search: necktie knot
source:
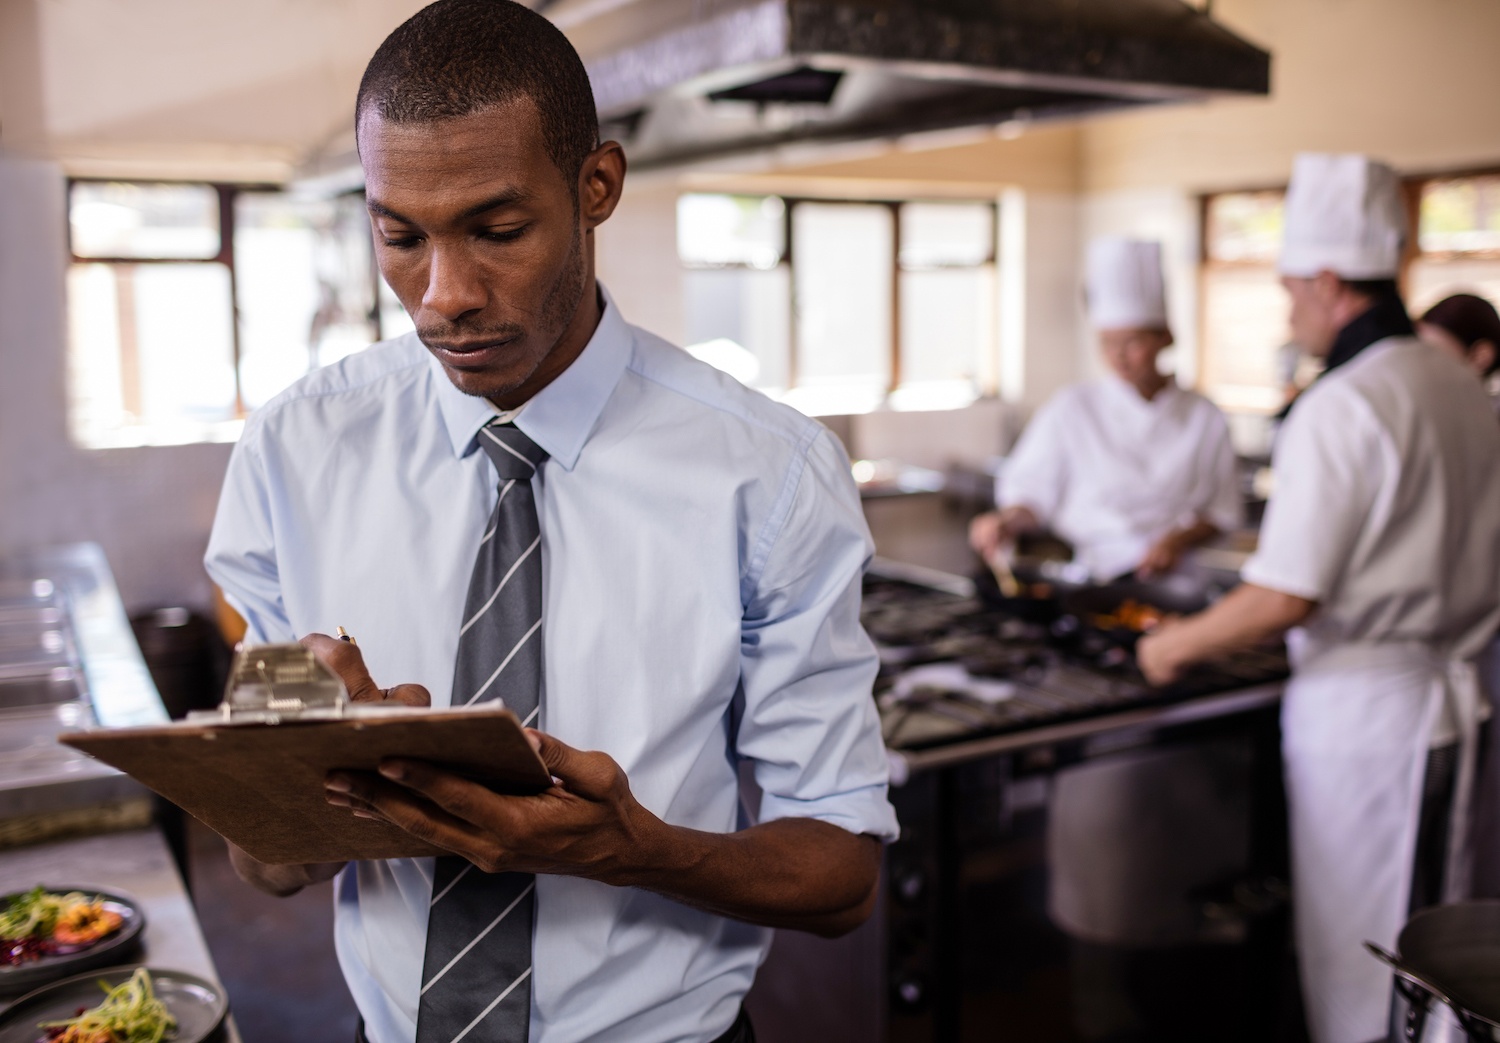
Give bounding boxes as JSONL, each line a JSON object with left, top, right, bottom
{"left": 479, "top": 421, "right": 547, "bottom": 481}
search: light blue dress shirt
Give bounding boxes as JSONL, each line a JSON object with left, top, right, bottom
{"left": 204, "top": 294, "right": 900, "bottom": 1043}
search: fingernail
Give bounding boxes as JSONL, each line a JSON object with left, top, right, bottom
{"left": 352, "top": 809, "right": 378, "bottom": 820}
{"left": 326, "top": 775, "right": 351, "bottom": 793}
{"left": 378, "top": 761, "right": 405, "bottom": 781}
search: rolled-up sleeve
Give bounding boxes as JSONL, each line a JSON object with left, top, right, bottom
{"left": 204, "top": 418, "right": 296, "bottom": 645}
{"left": 735, "top": 428, "right": 900, "bottom": 842}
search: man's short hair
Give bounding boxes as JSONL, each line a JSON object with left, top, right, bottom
{"left": 357, "top": 0, "right": 599, "bottom": 183}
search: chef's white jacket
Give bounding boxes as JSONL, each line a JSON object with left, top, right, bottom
{"left": 1240, "top": 336, "right": 1500, "bottom": 1043}
{"left": 1243, "top": 338, "right": 1500, "bottom": 662}
{"left": 999, "top": 375, "right": 1243, "bottom": 580}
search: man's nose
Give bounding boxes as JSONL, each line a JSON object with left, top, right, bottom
{"left": 422, "top": 244, "right": 488, "bottom": 321}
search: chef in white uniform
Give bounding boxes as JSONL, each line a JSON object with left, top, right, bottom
{"left": 1139, "top": 154, "right": 1500, "bottom": 1043}
{"left": 970, "top": 237, "right": 1243, "bottom": 580}
{"left": 973, "top": 238, "right": 1250, "bottom": 1040}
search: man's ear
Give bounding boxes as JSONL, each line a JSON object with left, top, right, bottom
{"left": 1473, "top": 340, "right": 1497, "bottom": 376}
{"left": 578, "top": 141, "right": 627, "bottom": 231}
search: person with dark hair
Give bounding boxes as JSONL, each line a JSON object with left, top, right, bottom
{"left": 1139, "top": 154, "right": 1500, "bottom": 1043}
{"left": 204, "top": 3, "right": 897, "bottom": 1042}
{"left": 1419, "top": 292, "right": 1500, "bottom": 383}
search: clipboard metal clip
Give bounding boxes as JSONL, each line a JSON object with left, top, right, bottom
{"left": 192, "top": 643, "right": 352, "bottom": 725}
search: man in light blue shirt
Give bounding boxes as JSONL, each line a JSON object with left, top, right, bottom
{"left": 204, "top": 3, "right": 898, "bottom": 1042}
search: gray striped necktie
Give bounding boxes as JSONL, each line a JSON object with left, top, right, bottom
{"left": 418, "top": 420, "right": 547, "bottom": 1043}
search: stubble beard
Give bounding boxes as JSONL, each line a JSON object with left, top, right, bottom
{"left": 418, "top": 227, "right": 588, "bottom": 402}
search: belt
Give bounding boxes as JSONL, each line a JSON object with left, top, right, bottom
{"left": 355, "top": 1007, "right": 754, "bottom": 1043}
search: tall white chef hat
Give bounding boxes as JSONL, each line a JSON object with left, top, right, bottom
{"left": 1085, "top": 237, "right": 1169, "bottom": 331}
{"left": 1278, "top": 153, "right": 1406, "bottom": 279}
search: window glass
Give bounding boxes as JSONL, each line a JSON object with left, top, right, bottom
{"left": 677, "top": 194, "right": 785, "bottom": 269}
{"left": 899, "top": 268, "right": 993, "bottom": 388}
{"left": 792, "top": 202, "right": 892, "bottom": 394}
{"left": 1198, "top": 265, "right": 1290, "bottom": 413}
{"left": 1205, "top": 191, "right": 1284, "bottom": 263}
{"left": 70, "top": 182, "right": 221, "bottom": 260}
{"left": 1419, "top": 175, "right": 1500, "bottom": 254}
{"left": 67, "top": 262, "right": 237, "bottom": 446}
{"left": 234, "top": 192, "right": 377, "bottom": 410}
{"left": 900, "top": 202, "right": 993, "bottom": 268}
{"left": 682, "top": 267, "right": 791, "bottom": 390}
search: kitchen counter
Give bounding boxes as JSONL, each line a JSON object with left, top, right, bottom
{"left": 0, "top": 544, "right": 237, "bottom": 1039}
{"left": 0, "top": 828, "right": 240, "bottom": 1041}
{"left": 0, "top": 543, "right": 164, "bottom": 844}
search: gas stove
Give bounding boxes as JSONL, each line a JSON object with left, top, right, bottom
{"left": 863, "top": 567, "right": 1289, "bottom": 754}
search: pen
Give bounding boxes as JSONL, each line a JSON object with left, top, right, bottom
{"left": 336, "top": 626, "right": 356, "bottom": 646}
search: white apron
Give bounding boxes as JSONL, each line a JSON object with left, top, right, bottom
{"left": 1282, "top": 637, "right": 1485, "bottom": 1043}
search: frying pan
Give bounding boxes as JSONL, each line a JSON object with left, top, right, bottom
{"left": 1367, "top": 901, "right": 1500, "bottom": 1041}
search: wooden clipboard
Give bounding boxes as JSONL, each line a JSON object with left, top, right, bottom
{"left": 61, "top": 707, "right": 551, "bottom": 865}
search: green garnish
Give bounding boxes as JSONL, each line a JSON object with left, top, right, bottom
{"left": 0, "top": 887, "right": 95, "bottom": 940}
{"left": 38, "top": 967, "right": 177, "bottom": 1043}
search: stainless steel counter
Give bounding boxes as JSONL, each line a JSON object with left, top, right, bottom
{"left": 0, "top": 543, "right": 164, "bottom": 834}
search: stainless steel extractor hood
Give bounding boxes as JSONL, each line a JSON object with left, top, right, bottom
{"left": 553, "top": 0, "right": 1270, "bottom": 170}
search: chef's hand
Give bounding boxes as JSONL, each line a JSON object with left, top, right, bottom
{"left": 1136, "top": 621, "right": 1191, "bottom": 686}
{"left": 300, "top": 632, "right": 432, "bottom": 707}
{"left": 968, "top": 506, "right": 1038, "bottom": 560}
{"left": 1136, "top": 534, "right": 1184, "bottom": 580}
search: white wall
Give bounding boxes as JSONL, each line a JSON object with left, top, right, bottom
{"left": 595, "top": 173, "right": 685, "bottom": 346}
{"left": 0, "top": 154, "right": 232, "bottom": 612}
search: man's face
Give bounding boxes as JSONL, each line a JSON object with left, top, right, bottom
{"left": 360, "top": 100, "right": 596, "bottom": 405}
{"left": 1280, "top": 273, "right": 1342, "bottom": 358}
{"left": 1098, "top": 328, "right": 1171, "bottom": 392}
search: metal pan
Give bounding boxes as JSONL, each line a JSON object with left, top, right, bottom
{"left": 1368, "top": 900, "right": 1500, "bottom": 1041}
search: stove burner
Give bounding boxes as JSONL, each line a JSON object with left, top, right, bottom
{"left": 863, "top": 574, "right": 1288, "bottom": 752}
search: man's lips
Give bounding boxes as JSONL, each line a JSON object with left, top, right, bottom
{"left": 425, "top": 336, "right": 520, "bottom": 367}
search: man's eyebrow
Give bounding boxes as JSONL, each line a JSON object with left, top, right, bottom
{"left": 366, "top": 190, "right": 530, "bottom": 224}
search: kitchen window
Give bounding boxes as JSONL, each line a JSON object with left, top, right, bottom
{"left": 677, "top": 193, "right": 998, "bottom": 415}
{"left": 66, "top": 180, "right": 411, "bottom": 449}
{"left": 1197, "top": 189, "right": 1294, "bottom": 415}
{"left": 1407, "top": 172, "right": 1500, "bottom": 315}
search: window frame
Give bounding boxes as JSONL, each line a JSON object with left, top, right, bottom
{"left": 66, "top": 178, "right": 391, "bottom": 436}
{"left": 678, "top": 192, "right": 999, "bottom": 401}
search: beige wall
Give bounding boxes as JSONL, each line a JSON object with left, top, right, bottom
{"left": 1081, "top": 0, "right": 1500, "bottom": 193}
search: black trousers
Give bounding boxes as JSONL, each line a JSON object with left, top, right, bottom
{"left": 356, "top": 1006, "right": 754, "bottom": 1043}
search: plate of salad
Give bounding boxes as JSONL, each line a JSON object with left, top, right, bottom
{"left": 0, "top": 888, "right": 145, "bottom": 996}
{"left": 0, "top": 965, "right": 226, "bottom": 1043}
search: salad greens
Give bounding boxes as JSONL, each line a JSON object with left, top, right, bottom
{"left": 39, "top": 967, "right": 177, "bottom": 1043}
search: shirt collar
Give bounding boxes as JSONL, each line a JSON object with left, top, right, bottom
{"left": 429, "top": 288, "right": 633, "bottom": 471}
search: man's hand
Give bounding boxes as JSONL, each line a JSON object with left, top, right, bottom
{"left": 968, "top": 505, "right": 1039, "bottom": 561}
{"left": 1135, "top": 583, "right": 1316, "bottom": 686}
{"left": 326, "top": 731, "right": 882, "bottom": 937}
{"left": 1136, "top": 535, "right": 1185, "bottom": 581}
{"left": 326, "top": 730, "right": 656, "bottom": 879}
{"left": 222, "top": 633, "right": 433, "bottom": 897}
{"left": 227, "top": 842, "right": 346, "bottom": 897}
{"left": 1136, "top": 619, "right": 1192, "bottom": 686}
{"left": 1136, "top": 519, "right": 1221, "bottom": 580}
{"left": 300, "top": 633, "right": 432, "bottom": 707}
